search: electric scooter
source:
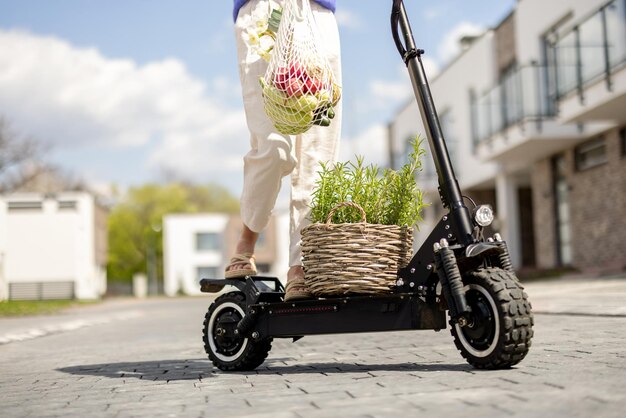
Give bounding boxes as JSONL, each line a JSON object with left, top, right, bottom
{"left": 199, "top": 0, "right": 534, "bottom": 371}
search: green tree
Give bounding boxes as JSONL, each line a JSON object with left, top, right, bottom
{"left": 107, "top": 182, "right": 239, "bottom": 284}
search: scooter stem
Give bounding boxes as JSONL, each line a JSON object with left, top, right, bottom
{"left": 391, "top": 0, "right": 474, "bottom": 246}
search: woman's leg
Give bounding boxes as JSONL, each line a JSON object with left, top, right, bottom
{"left": 230, "top": 0, "right": 295, "bottom": 275}
{"left": 288, "top": 3, "right": 342, "bottom": 278}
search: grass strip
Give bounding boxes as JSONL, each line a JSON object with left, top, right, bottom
{"left": 0, "top": 300, "right": 97, "bottom": 317}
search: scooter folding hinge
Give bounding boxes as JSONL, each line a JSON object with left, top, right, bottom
{"left": 438, "top": 186, "right": 449, "bottom": 209}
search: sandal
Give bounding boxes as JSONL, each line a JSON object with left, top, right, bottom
{"left": 284, "top": 274, "right": 314, "bottom": 302}
{"left": 224, "top": 253, "right": 257, "bottom": 279}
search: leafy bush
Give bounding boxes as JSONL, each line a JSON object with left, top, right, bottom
{"left": 310, "top": 137, "right": 427, "bottom": 226}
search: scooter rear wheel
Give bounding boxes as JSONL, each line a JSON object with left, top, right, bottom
{"left": 450, "top": 267, "right": 533, "bottom": 369}
{"left": 202, "top": 291, "right": 272, "bottom": 371}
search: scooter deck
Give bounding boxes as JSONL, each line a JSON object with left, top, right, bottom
{"left": 200, "top": 276, "right": 447, "bottom": 339}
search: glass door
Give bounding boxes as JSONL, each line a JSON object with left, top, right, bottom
{"left": 552, "top": 155, "right": 572, "bottom": 266}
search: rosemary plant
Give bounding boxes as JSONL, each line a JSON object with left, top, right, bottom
{"left": 310, "top": 137, "right": 427, "bottom": 227}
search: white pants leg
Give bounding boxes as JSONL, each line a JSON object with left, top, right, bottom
{"left": 234, "top": 0, "right": 342, "bottom": 268}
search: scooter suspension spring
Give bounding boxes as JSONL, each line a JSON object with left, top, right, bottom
{"left": 236, "top": 308, "right": 258, "bottom": 337}
{"left": 495, "top": 241, "right": 514, "bottom": 273}
{"left": 437, "top": 247, "right": 470, "bottom": 320}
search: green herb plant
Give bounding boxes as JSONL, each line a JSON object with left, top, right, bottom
{"left": 310, "top": 137, "right": 427, "bottom": 227}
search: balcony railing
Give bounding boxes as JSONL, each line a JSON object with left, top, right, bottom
{"left": 472, "top": 64, "right": 555, "bottom": 145}
{"left": 547, "top": 0, "right": 626, "bottom": 101}
{"left": 473, "top": 0, "right": 626, "bottom": 145}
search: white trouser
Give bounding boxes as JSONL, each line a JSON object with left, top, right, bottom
{"left": 234, "top": 0, "right": 342, "bottom": 267}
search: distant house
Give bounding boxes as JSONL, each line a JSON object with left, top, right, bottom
{"left": 389, "top": 0, "right": 626, "bottom": 274}
{"left": 162, "top": 211, "right": 288, "bottom": 296}
{"left": 0, "top": 192, "right": 108, "bottom": 300}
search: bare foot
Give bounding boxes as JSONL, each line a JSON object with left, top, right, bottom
{"left": 284, "top": 265, "right": 312, "bottom": 301}
{"left": 226, "top": 224, "right": 259, "bottom": 274}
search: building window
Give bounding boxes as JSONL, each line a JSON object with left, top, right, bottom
{"left": 58, "top": 200, "right": 77, "bottom": 210}
{"left": 605, "top": 0, "right": 626, "bottom": 69}
{"left": 575, "top": 137, "right": 607, "bottom": 171}
{"left": 469, "top": 89, "right": 478, "bottom": 149}
{"left": 579, "top": 12, "right": 605, "bottom": 83}
{"left": 406, "top": 134, "right": 435, "bottom": 180}
{"left": 499, "top": 62, "right": 523, "bottom": 127}
{"left": 439, "top": 110, "right": 457, "bottom": 169}
{"left": 195, "top": 232, "right": 221, "bottom": 251}
{"left": 197, "top": 266, "right": 219, "bottom": 280}
{"left": 398, "top": 135, "right": 412, "bottom": 167}
{"left": 552, "top": 155, "right": 573, "bottom": 266}
{"left": 7, "top": 201, "right": 43, "bottom": 211}
{"left": 546, "top": 0, "right": 626, "bottom": 100}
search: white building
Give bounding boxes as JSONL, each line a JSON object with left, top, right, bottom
{"left": 390, "top": 0, "right": 626, "bottom": 273}
{"left": 0, "top": 192, "right": 108, "bottom": 300}
{"left": 163, "top": 212, "right": 288, "bottom": 296}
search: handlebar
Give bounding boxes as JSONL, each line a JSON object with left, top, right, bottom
{"left": 391, "top": 0, "right": 423, "bottom": 64}
{"left": 391, "top": 0, "right": 405, "bottom": 59}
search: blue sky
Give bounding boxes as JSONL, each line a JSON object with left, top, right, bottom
{"left": 0, "top": 0, "right": 514, "bottom": 197}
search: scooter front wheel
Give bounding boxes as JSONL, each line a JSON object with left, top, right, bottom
{"left": 202, "top": 291, "right": 272, "bottom": 371}
{"left": 450, "top": 267, "right": 533, "bottom": 369}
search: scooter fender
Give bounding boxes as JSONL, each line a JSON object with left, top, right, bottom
{"left": 465, "top": 242, "right": 503, "bottom": 259}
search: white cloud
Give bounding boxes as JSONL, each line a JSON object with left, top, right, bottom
{"left": 339, "top": 123, "right": 389, "bottom": 168}
{"left": 334, "top": 9, "right": 363, "bottom": 30}
{"left": 367, "top": 58, "right": 439, "bottom": 111}
{"left": 370, "top": 79, "right": 411, "bottom": 103}
{"left": 423, "top": 5, "right": 448, "bottom": 21}
{"left": 421, "top": 56, "right": 440, "bottom": 79}
{"left": 210, "top": 76, "right": 242, "bottom": 101}
{"left": 437, "top": 22, "right": 485, "bottom": 64}
{"left": 147, "top": 110, "right": 247, "bottom": 174}
{"left": 0, "top": 29, "right": 248, "bottom": 186}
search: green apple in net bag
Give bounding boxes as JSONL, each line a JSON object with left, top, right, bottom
{"left": 285, "top": 94, "right": 319, "bottom": 113}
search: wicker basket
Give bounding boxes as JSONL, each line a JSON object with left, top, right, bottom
{"left": 301, "top": 202, "right": 413, "bottom": 296}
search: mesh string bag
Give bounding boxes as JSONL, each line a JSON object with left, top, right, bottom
{"left": 260, "top": 0, "right": 341, "bottom": 135}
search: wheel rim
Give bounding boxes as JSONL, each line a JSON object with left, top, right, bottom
{"left": 454, "top": 283, "right": 499, "bottom": 358}
{"left": 207, "top": 301, "right": 249, "bottom": 362}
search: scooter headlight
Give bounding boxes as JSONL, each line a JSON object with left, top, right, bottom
{"left": 473, "top": 205, "right": 494, "bottom": 227}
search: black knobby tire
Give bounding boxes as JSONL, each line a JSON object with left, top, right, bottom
{"left": 202, "top": 291, "right": 272, "bottom": 371}
{"left": 450, "top": 267, "right": 533, "bottom": 369}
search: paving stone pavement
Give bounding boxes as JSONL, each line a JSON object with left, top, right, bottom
{"left": 0, "top": 274, "right": 625, "bottom": 417}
